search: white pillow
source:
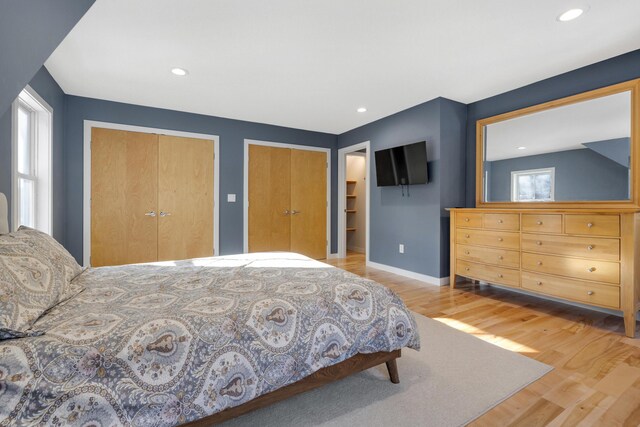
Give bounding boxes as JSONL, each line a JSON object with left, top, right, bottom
{"left": 0, "top": 227, "right": 84, "bottom": 339}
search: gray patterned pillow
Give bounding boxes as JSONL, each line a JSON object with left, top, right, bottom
{"left": 0, "top": 228, "right": 84, "bottom": 339}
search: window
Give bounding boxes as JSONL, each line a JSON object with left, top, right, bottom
{"left": 12, "top": 86, "right": 52, "bottom": 233}
{"left": 511, "top": 167, "right": 555, "bottom": 202}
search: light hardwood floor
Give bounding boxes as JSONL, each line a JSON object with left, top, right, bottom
{"left": 326, "top": 252, "right": 640, "bottom": 427}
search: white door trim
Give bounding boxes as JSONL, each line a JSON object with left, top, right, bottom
{"left": 243, "top": 139, "right": 331, "bottom": 259}
{"left": 82, "top": 120, "right": 220, "bottom": 267}
{"left": 337, "top": 141, "right": 370, "bottom": 261}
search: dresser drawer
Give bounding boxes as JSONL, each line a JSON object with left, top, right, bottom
{"left": 457, "top": 244, "right": 519, "bottom": 268}
{"left": 522, "top": 271, "right": 620, "bottom": 309}
{"left": 522, "top": 214, "right": 562, "bottom": 233}
{"left": 456, "top": 229, "right": 520, "bottom": 250}
{"left": 565, "top": 214, "right": 620, "bottom": 237}
{"left": 456, "top": 259, "right": 520, "bottom": 287}
{"left": 483, "top": 213, "right": 520, "bottom": 231}
{"left": 521, "top": 253, "right": 619, "bottom": 284}
{"left": 456, "top": 212, "right": 483, "bottom": 228}
{"left": 522, "top": 233, "right": 620, "bottom": 261}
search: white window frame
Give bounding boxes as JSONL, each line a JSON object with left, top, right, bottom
{"left": 11, "top": 85, "right": 53, "bottom": 233}
{"left": 511, "top": 167, "right": 555, "bottom": 202}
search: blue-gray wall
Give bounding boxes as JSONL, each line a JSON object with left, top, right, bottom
{"left": 338, "top": 97, "right": 466, "bottom": 279}
{"left": 438, "top": 100, "right": 468, "bottom": 275}
{"left": 466, "top": 49, "right": 640, "bottom": 206}
{"left": 583, "top": 138, "right": 630, "bottom": 168}
{"left": 487, "top": 148, "right": 629, "bottom": 202}
{"left": 0, "top": 67, "right": 67, "bottom": 243}
{"left": 64, "top": 96, "right": 338, "bottom": 263}
{"left": 0, "top": 1, "right": 95, "bottom": 116}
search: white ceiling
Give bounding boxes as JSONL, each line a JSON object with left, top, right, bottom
{"left": 485, "top": 91, "right": 631, "bottom": 161}
{"left": 45, "top": 0, "right": 640, "bottom": 134}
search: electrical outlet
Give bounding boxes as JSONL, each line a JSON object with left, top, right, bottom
{"left": 399, "top": 244, "right": 404, "bottom": 254}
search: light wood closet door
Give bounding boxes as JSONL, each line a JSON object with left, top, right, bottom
{"left": 158, "top": 135, "right": 214, "bottom": 261}
{"left": 91, "top": 128, "right": 158, "bottom": 267}
{"left": 248, "top": 145, "right": 291, "bottom": 252}
{"left": 290, "top": 149, "right": 327, "bottom": 259}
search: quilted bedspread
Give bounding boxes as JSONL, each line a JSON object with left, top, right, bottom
{"left": 0, "top": 252, "right": 420, "bottom": 426}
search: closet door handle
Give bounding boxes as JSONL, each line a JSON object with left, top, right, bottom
{"left": 145, "top": 211, "right": 156, "bottom": 217}
{"left": 283, "top": 209, "right": 290, "bottom": 215}
{"left": 159, "top": 211, "right": 172, "bottom": 217}
{"left": 291, "top": 210, "right": 301, "bottom": 215}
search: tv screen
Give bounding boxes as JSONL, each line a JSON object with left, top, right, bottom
{"left": 375, "top": 141, "right": 428, "bottom": 187}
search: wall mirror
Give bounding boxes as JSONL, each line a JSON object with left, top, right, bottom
{"left": 476, "top": 79, "right": 640, "bottom": 208}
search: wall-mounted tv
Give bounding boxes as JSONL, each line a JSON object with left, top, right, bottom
{"left": 374, "top": 141, "right": 428, "bottom": 187}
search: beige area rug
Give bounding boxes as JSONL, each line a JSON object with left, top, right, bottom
{"left": 221, "top": 313, "right": 552, "bottom": 427}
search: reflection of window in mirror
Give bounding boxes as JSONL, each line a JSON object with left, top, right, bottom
{"left": 484, "top": 170, "right": 489, "bottom": 201}
{"left": 511, "top": 168, "right": 555, "bottom": 202}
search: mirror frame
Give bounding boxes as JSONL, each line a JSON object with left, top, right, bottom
{"left": 476, "top": 78, "right": 640, "bottom": 209}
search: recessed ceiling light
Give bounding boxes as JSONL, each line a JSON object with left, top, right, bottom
{"left": 517, "top": 146, "right": 527, "bottom": 150}
{"left": 558, "top": 8, "right": 584, "bottom": 22}
{"left": 357, "top": 107, "right": 367, "bottom": 113}
{"left": 171, "top": 67, "right": 188, "bottom": 76}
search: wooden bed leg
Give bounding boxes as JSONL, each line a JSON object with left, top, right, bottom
{"left": 623, "top": 308, "right": 637, "bottom": 338}
{"left": 386, "top": 358, "right": 400, "bottom": 384}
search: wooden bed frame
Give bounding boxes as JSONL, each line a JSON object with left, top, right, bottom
{"left": 183, "top": 349, "right": 401, "bottom": 426}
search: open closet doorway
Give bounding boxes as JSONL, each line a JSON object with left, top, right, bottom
{"left": 337, "top": 141, "right": 370, "bottom": 260}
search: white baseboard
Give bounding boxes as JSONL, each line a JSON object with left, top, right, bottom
{"left": 366, "top": 260, "right": 449, "bottom": 286}
{"left": 327, "top": 253, "right": 339, "bottom": 259}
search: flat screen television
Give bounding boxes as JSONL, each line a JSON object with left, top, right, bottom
{"left": 374, "top": 141, "right": 428, "bottom": 186}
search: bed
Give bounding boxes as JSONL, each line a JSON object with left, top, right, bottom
{"left": 0, "top": 196, "right": 420, "bottom": 426}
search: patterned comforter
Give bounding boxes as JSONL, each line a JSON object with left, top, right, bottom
{"left": 1, "top": 252, "right": 420, "bottom": 426}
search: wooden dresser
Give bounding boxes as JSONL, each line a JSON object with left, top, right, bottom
{"left": 449, "top": 208, "right": 640, "bottom": 337}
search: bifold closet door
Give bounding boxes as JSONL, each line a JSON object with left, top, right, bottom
{"left": 248, "top": 145, "right": 291, "bottom": 252}
{"left": 290, "top": 149, "right": 327, "bottom": 259}
{"left": 247, "top": 145, "right": 327, "bottom": 259}
{"left": 91, "top": 128, "right": 159, "bottom": 267}
{"left": 158, "top": 135, "right": 214, "bottom": 261}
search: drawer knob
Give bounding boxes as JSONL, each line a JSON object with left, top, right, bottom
{"left": 536, "top": 281, "right": 543, "bottom": 286}
{"left": 465, "top": 234, "right": 470, "bottom": 238}
{"left": 536, "top": 241, "right": 542, "bottom": 246}
{"left": 465, "top": 218, "right": 470, "bottom": 222}
{"left": 587, "top": 267, "right": 596, "bottom": 272}
{"left": 465, "top": 250, "right": 470, "bottom": 255}
{"left": 498, "top": 255, "right": 503, "bottom": 260}
{"left": 498, "top": 219, "right": 503, "bottom": 224}
{"left": 587, "top": 291, "right": 594, "bottom": 296}
{"left": 536, "top": 221, "right": 543, "bottom": 225}
{"left": 497, "top": 237, "right": 503, "bottom": 242}
{"left": 537, "top": 261, "right": 543, "bottom": 266}
{"left": 587, "top": 222, "right": 594, "bottom": 228}
{"left": 587, "top": 245, "right": 594, "bottom": 251}
{"left": 465, "top": 267, "right": 470, "bottom": 271}
{"left": 498, "top": 273, "right": 503, "bottom": 278}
